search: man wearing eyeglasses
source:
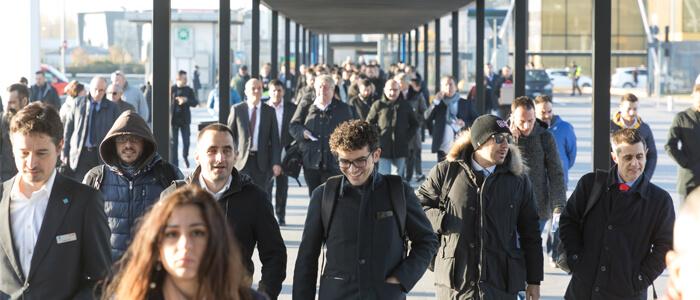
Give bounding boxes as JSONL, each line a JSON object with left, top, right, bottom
{"left": 294, "top": 120, "right": 437, "bottom": 299}
{"left": 63, "top": 76, "right": 121, "bottom": 180}
{"left": 106, "top": 83, "right": 136, "bottom": 114}
{"left": 83, "top": 110, "right": 183, "bottom": 261}
{"left": 418, "top": 114, "right": 543, "bottom": 299}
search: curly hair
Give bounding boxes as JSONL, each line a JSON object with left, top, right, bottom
{"left": 329, "top": 120, "right": 380, "bottom": 154}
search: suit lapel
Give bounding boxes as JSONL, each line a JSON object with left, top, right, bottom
{"left": 0, "top": 178, "right": 24, "bottom": 281}
{"left": 239, "top": 103, "right": 251, "bottom": 140}
{"left": 27, "top": 174, "right": 70, "bottom": 280}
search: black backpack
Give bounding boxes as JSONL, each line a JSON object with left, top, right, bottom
{"left": 90, "top": 161, "right": 180, "bottom": 191}
{"left": 281, "top": 141, "right": 303, "bottom": 186}
{"left": 321, "top": 174, "right": 407, "bottom": 256}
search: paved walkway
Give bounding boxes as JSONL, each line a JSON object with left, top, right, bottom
{"left": 180, "top": 92, "right": 685, "bottom": 299}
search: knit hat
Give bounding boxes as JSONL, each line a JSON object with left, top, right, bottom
{"left": 470, "top": 115, "right": 511, "bottom": 149}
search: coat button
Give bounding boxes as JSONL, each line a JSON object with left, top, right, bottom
{"left": 469, "top": 243, "right": 475, "bottom": 248}
{"left": 638, "top": 275, "right": 643, "bottom": 281}
{"left": 607, "top": 225, "right": 613, "bottom": 230}
{"left": 359, "top": 259, "right": 366, "bottom": 265}
{"left": 600, "top": 266, "right": 606, "bottom": 272}
{"left": 594, "top": 286, "right": 600, "bottom": 292}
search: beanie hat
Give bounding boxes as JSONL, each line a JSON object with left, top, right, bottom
{"left": 470, "top": 115, "right": 511, "bottom": 149}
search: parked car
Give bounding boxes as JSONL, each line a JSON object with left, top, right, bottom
{"left": 611, "top": 67, "right": 647, "bottom": 88}
{"left": 525, "top": 69, "right": 553, "bottom": 98}
{"left": 40, "top": 64, "right": 70, "bottom": 96}
{"left": 546, "top": 68, "right": 592, "bottom": 91}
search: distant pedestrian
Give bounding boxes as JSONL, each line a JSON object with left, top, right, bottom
{"left": 665, "top": 85, "right": 700, "bottom": 199}
{"left": 29, "top": 70, "right": 61, "bottom": 109}
{"left": 170, "top": 70, "right": 198, "bottom": 168}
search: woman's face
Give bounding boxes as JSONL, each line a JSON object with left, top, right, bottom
{"left": 159, "top": 204, "right": 209, "bottom": 281}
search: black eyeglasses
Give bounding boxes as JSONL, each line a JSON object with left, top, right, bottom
{"left": 338, "top": 153, "right": 372, "bottom": 169}
{"left": 492, "top": 133, "right": 513, "bottom": 145}
{"left": 115, "top": 135, "right": 142, "bottom": 144}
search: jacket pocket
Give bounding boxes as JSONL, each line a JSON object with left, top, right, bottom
{"left": 506, "top": 251, "right": 527, "bottom": 293}
{"left": 434, "top": 234, "right": 458, "bottom": 288}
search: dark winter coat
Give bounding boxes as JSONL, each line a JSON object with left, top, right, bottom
{"left": 83, "top": 111, "right": 183, "bottom": 261}
{"left": 0, "top": 113, "right": 17, "bottom": 181}
{"left": 170, "top": 84, "right": 198, "bottom": 126}
{"left": 347, "top": 95, "right": 374, "bottom": 120}
{"left": 289, "top": 99, "right": 357, "bottom": 171}
{"left": 29, "top": 83, "right": 61, "bottom": 109}
{"left": 366, "top": 95, "right": 419, "bottom": 159}
{"left": 417, "top": 133, "right": 543, "bottom": 299}
{"left": 610, "top": 114, "right": 657, "bottom": 180}
{"left": 161, "top": 166, "right": 287, "bottom": 299}
{"left": 424, "top": 97, "right": 479, "bottom": 153}
{"left": 665, "top": 108, "right": 700, "bottom": 198}
{"left": 515, "top": 119, "right": 567, "bottom": 219}
{"left": 293, "top": 172, "right": 438, "bottom": 299}
{"left": 559, "top": 168, "right": 674, "bottom": 300}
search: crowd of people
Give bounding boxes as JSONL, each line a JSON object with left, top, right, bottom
{"left": 0, "top": 59, "right": 699, "bottom": 300}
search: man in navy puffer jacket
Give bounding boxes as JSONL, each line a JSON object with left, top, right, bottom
{"left": 83, "top": 111, "right": 183, "bottom": 261}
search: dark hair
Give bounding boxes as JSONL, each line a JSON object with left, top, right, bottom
{"left": 10, "top": 102, "right": 63, "bottom": 146}
{"left": 329, "top": 120, "right": 380, "bottom": 154}
{"left": 239, "top": 65, "right": 248, "bottom": 71}
{"left": 178, "top": 70, "right": 187, "bottom": 76}
{"left": 198, "top": 123, "right": 235, "bottom": 142}
{"left": 534, "top": 95, "right": 552, "bottom": 105}
{"left": 67, "top": 81, "right": 85, "bottom": 98}
{"left": 8, "top": 83, "right": 29, "bottom": 100}
{"left": 19, "top": 77, "right": 28, "bottom": 85}
{"left": 358, "top": 78, "right": 372, "bottom": 87}
{"left": 511, "top": 96, "right": 535, "bottom": 111}
{"left": 611, "top": 128, "right": 646, "bottom": 151}
{"left": 410, "top": 78, "right": 421, "bottom": 85}
{"left": 35, "top": 70, "right": 45, "bottom": 76}
{"left": 269, "top": 79, "right": 284, "bottom": 89}
{"left": 104, "top": 185, "right": 250, "bottom": 300}
{"left": 620, "top": 93, "right": 638, "bottom": 103}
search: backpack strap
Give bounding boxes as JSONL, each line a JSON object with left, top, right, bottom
{"left": 385, "top": 175, "right": 407, "bottom": 239}
{"left": 91, "top": 165, "right": 106, "bottom": 190}
{"left": 582, "top": 169, "right": 609, "bottom": 219}
{"left": 173, "top": 179, "right": 188, "bottom": 189}
{"left": 154, "top": 161, "right": 179, "bottom": 189}
{"left": 321, "top": 175, "right": 344, "bottom": 241}
{"left": 438, "top": 162, "right": 461, "bottom": 212}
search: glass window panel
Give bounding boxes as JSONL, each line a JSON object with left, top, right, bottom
{"left": 684, "top": 0, "right": 700, "bottom": 33}
{"left": 567, "top": 1, "right": 592, "bottom": 35}
{"left": 542, "top": 0, "right": 567, "bottom": 35}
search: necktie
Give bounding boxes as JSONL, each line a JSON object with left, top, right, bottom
{"left": 249, "top": 105, "right": 257, "bottom": 141}
{"left": 88, "top": 103, "right": 98, "bottom": 146}
{"left": 618, "top": 183, "right": 630, "bottom": 192}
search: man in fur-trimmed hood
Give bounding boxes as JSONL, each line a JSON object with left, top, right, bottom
{"left": 417, "top": 114, "right": 543, "bottom": 300}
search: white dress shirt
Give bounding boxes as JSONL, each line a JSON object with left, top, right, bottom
{"left": 268, "top": 100, "right": 284, "bottom": 140}
{"left": 198, "top": 174, "right": 232, "bottom": 200}
{"left": 248, "top": 102, "right": 262, "bottom": 151}
{"left": 10, "top": 170, "right": 57, "bottom": 277}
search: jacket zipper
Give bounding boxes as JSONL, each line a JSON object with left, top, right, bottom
{"left": 477, "top": 176, "right": 488, "bottom": 293}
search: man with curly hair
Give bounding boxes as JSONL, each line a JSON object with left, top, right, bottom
{"left": 293, "top": 119, "right": 437, "bottom": 299}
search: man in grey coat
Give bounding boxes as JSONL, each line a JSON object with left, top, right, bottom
{"left": 665, "top": 86, "right": 700, "bottom": 199}
{"left": 111, "top": 71, "right": 149, "bottom": 122}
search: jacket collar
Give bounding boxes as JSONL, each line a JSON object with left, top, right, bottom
{"left": 187, "top": 166, "right": 248, "bottom": 198}
{"left": 608, "top": 165, "right": 652, "bottom": 198}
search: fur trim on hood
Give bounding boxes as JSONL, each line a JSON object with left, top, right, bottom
{"left": 446, "top": 129, "right": 527, "bottom": 176}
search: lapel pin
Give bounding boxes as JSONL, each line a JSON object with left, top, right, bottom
{"left": 62, "top": 198, "right": 69, "bottom": 205}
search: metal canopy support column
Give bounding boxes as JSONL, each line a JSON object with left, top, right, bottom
{"left": 326, "top": 34, "right": 332, "bottom": 64}
{"left": 401, "top": 33, "right": 406, "bottom": 62}
{"left": 302, "top": 28, "right": 307, "bottom": 65}
{"left": 271, "top": 10, "right": 278, "bottom": 79}
{"left": 476, "top": 0, "right": 485, "bottom": 114}
{"left": 407, "top": 31, "right": 412, "bottom": 65}
{"left": 593, "top": 0, "right": 611, "bottom": 171}
{"left": 153, "top": 0, "right": 171, "bottom": 161}
{"left": 435, "top": 18, "right": 441, "bottom": 94}
{"left": 295, "top": 22, "right": 300, "bottom": 77}
{"left": 396, "top": 34, "right": 401, "bottom": 63}
{"left": 251, "top": 0, "right": 260, "bottom": 77}
{"left": 218, "top": 0, "right": 231, "bottom": 124}
{"left": 414, "top": 28, "right": 419, "bottom": 67}
{"left": 285, "top": 17, "right": 291, "bottom": 94}
{"left": 423, "top": 24, "right": 428, "bottom": 88}
{"left": 514, "top": 0, "right": 527, "bottom": 97}
{"left": 452, "top": 11, "right": 459, "bottom": 81}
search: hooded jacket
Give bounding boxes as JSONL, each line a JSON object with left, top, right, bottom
{"left": 160, "top": 166, "right": 287, "bottom": 299}
{"left": 417, "top": 132, "right": 543, "bottom": 299}
{"left": 514, "top": 119, "right": 567, "bottom": 219}
{"left": 83, "top": 111, "right": 183, "bottom": 261}
{"left": 548, "top": 115, "right": 577, "bottom": 186}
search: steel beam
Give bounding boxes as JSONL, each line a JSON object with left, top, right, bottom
{"left": 514, "top": 0, "right": 527, "bottom": 97}
{"left": 452, "top": 11, "right": 459, "bottom": 81}
{"left": 152, "top": 0, "right": 170, "bottom": 161}
{"left": 476, "top": 0, "right": 485, "bottom": 114}
{"left": 218, "top": 0, "right": 231, "bottom": 123}
{"left": 271, "top": 10, "right": 278, "bottom": 79}
{"left": 435, "top": 18, "right": 441, "bottom": 94}
{"left": 593, "top": 0, "right": 612, "bottom": 171}
{"left": 251, "top": 0, "right": 260, "bottom": 77}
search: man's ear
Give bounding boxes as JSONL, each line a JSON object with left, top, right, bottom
{"left": 610, "top": 150, "right": 618, "bottom": 164}
{"left": 373, "top": 148, "right": 382, "bottom": 161}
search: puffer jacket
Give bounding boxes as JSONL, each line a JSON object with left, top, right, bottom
{"left": 83, "top": 111, "right": 183, "bottom": 260}
{"left": 416, "top": 132, "right": 543, "bottom": 299}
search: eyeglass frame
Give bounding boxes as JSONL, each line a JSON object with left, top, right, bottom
{"left": 491, "top": 133, "right": 513, "bottom": 145}
{"left": 337, "top": 150, "right": 376, "bottom": 169}
{"left": 115, "top": 135, "right": 143, "bottom": 144}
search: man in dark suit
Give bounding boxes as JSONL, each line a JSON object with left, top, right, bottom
{"left": 266, "top": 80, "right": 296, "bottom": 225}
{"left": 0, "top": 102, "right": 111, "bottom": 299}
{"left": 227, "top": 78, "right": 282, "bottom": 192}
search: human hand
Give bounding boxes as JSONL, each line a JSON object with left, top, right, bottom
{"left": 526, "top": 284, "right": 540, "bottom": 300}
{"left": 385, "top": 276, "right": 401, "bottom": 285}
{"left": 176, "top": 96, "right": 186, "bottom": 105}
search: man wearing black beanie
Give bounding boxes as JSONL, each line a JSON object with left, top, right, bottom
{"left": 417, "top": 114, "right": 543, "bottom": 299}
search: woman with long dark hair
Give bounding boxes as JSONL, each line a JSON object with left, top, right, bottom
{"left": 104, "top": 185, "right": 264, "bottom": 300}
